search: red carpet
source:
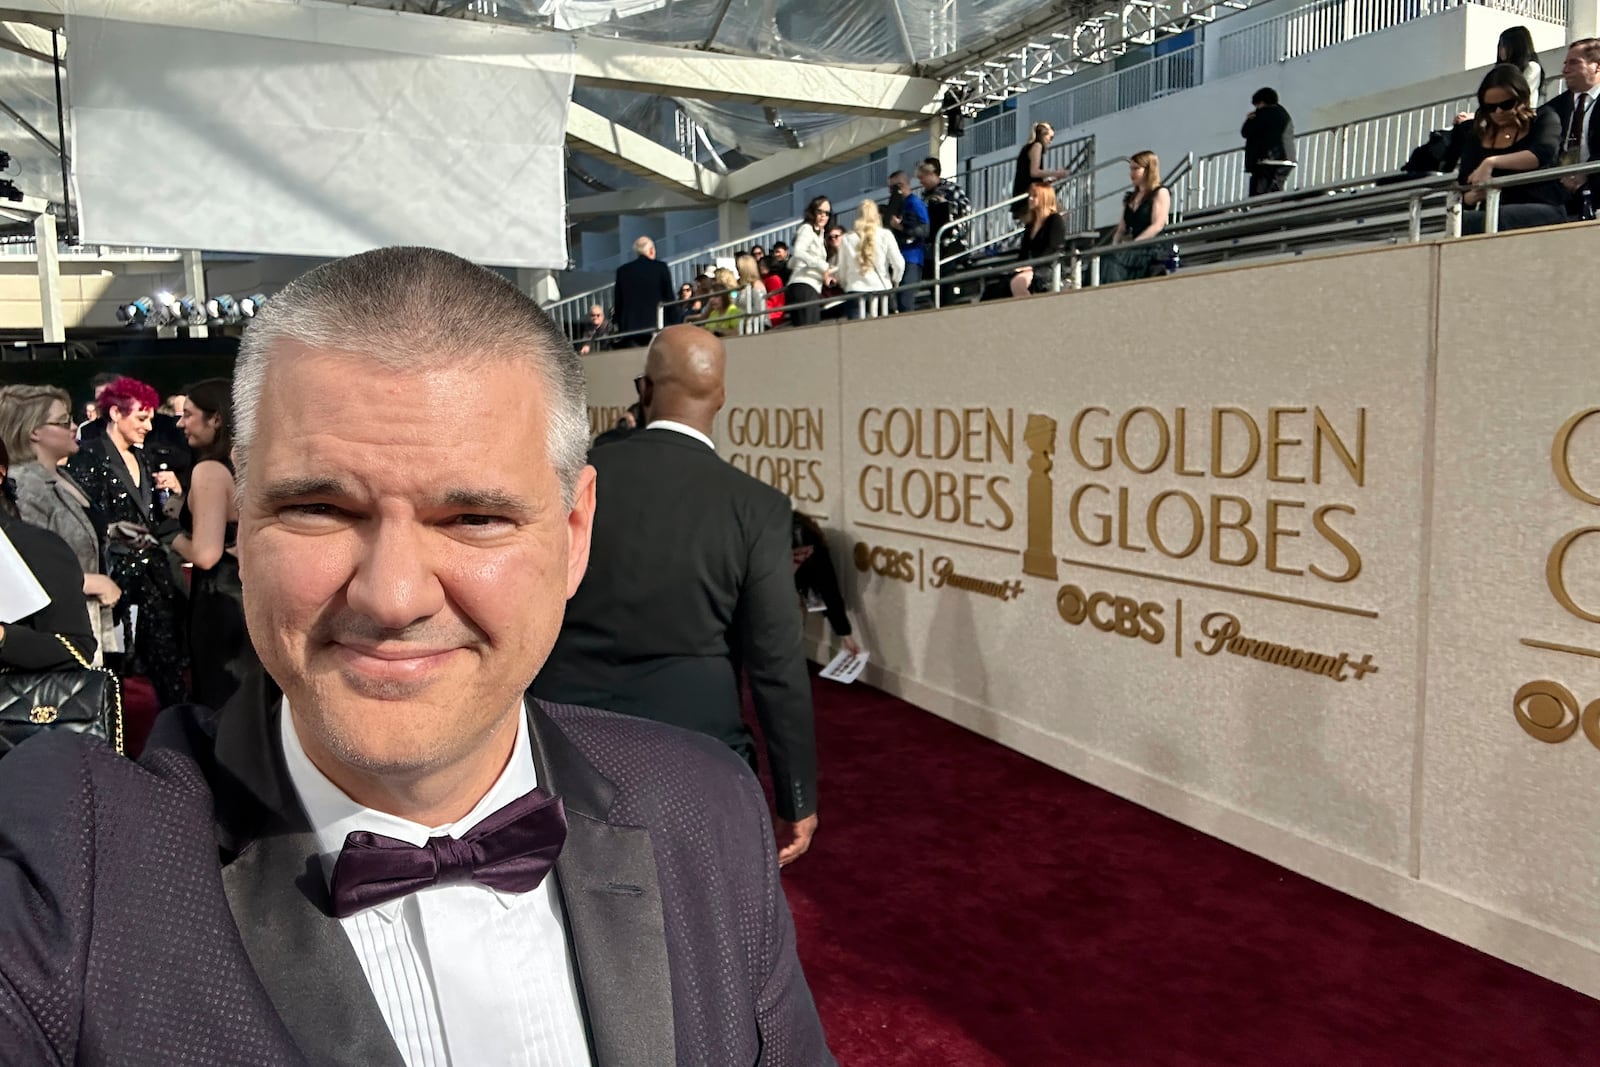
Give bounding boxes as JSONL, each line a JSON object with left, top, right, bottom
{"left": 778, "top": 675, "right": 1600, "bottom": 1065}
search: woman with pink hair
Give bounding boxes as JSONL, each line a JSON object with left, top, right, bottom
{"left": 66, "top": 375, "right": 187, "bottom": 705}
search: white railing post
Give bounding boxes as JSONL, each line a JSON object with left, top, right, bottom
{"left": 1484, "top": 187, "right": 1502, "bottom": 235}
{"left": 1408, "top": 194, "right": 1422, "bottom": 242}
{"left": 1445, "top": 191, "right": 1463, "bottom": 238}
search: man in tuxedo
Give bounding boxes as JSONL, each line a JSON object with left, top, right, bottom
{"left": 533, "top": 326, "right": 820, "bottom": 866}
{"left": 1547, "top": 38, "right": 1600, "bottom": 215}
{"left": 612, "top": 235, "right": 675, "bottom": 347}
{"left": 0, "top": 248, "right": 832, "bottom": 1066}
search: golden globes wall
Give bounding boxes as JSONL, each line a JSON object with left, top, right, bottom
{"left": 1422, "top": 228, "right": 1600, "bottom": 986}
{"left": 567, "top": 231, "right": 1600, "bottom": 996}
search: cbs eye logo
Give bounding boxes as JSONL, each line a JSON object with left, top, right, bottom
{"left": 853, "top": 542, "right": 915, "bottom": 583}
{"left": 1055, "top": 584, "right": 1165, "bottom": 644}
{"left": 1513, "top": 681, "right": 1600, "bottom": 750}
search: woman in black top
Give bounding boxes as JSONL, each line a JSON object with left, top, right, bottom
{"left": 1101, "top": 150, "right": 1172, "bottom": 285}
{"left": 1010, "top": 181, "right": 1069, "bottom": 297}
{"left": 169, "top": 379, "right": 256, "bottom": 709}
{"left": 1012, "top": 122, "right": 1069, "bottom": 219}
{"left": 1458, "top": 64, "right": 1564, "bottom": 234}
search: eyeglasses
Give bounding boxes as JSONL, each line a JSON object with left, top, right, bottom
{"left": 39, "top": 417, "right": 74, "bottom": 429}
{"left": 1482, "top": 98, "right": 1520, "bottom": 112}
{"left": 633, "top": 374, "right": 646, "bottom": 395}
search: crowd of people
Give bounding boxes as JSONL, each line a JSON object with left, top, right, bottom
{"left": 0, "top": 372, "right": 257, "bottom": 719}
{"left": 571, "top": 26, "right": 1597, "bottom": 352}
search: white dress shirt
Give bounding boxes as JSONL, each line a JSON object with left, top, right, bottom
{"left": 281, "top": 702, "right": 593, "bottom": 1067}
{"left": 648, "top": 418, "right": 716, "bottom": 450}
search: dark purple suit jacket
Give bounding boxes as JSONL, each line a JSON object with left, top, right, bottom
{"left": 0, "top": 673, "right": 833, "bottom": 1065}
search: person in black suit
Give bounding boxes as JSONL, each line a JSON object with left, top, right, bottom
{"left": 0, "top": 247, "right": 833, "bottom": 1065}
{"left": 612, "top": 235, "right": 676, "bottom": 347}
{"left": 1546, "top": 38, "right": 1600, "bottom": 216}
{"left": 534, "top": 325, "right": 821, "bottom": 866}
{"left": 0, "top": 439, "right": 95, "bottom": 671}
{"left": 1243, "top": 87, "right": 1296, "bottom": 197}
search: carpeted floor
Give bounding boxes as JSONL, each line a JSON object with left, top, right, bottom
{"left": 778, "top": 675, "right": 1600, "bottom": 1066}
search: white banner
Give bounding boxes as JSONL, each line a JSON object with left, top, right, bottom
{"left": 67, "top": 14, "right": 574, "bottom": 267}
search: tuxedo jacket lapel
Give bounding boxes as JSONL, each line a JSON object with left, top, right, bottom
{"left": 212, "top": 676, "right": 405, "bottom": 1067}
{"left": 529, "top": 701, "right": 677, "bottom": 1067}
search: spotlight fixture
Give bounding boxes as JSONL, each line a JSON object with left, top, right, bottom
{"left": 176, "top": 297, "right": 207, "bottom": 326}
{"left": 206, "top": 294, "right": 240, "bottom": 324}
{"left": 116, "top": 297, "right": 154, "bottom": 326}
{"left": 239, "top": 293, "right": 268, "bottom": 318}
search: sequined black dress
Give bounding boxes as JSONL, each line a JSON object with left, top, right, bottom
{"left": 66, "top": 436, "right": 188, "bottom": 706}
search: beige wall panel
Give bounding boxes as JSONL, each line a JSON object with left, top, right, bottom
{"left": 719, "top": 327, "right": 843, "bottom": 520}
{"left": 580, "top": 350, "right": 647, "bottom": 440}
{"left": 836, "top": 250, "right": 1435, "bottom": 870}
{"left": 1425, "top": 227, "right": 1600, "bottom": 947}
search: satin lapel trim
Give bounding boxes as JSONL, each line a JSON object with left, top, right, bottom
{"left": 556, "top": 813, "right": 677, "bottom": 1067}
{"left": 221, "top": 830, "right": 406, "bottom": 1067}
{"left": 527, "top": 701, "right": 676, "bottom": 1067}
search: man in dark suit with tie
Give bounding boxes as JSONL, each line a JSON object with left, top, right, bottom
{"left": 534, "top": 326, "right": 820, "bottom": 867}
{"left": 612, "top": 235, "right": 676, "bottom": 347}
{"left": 0, "top": 248, "right": 833, "bottom": 1066}
{"left": 1546, "top": 38, "right": 1600, "bottom": 216}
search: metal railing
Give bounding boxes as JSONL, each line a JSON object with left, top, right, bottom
{"left": 964, "top": 134, "right": 1096, "bottom": 253}
{"left": 1191, "top": 90, "right": 1476, "bottom": 210}
{"left": 1215, "top": 0, "right": 1566, "bottom": 79}
{"left": 573, "top": 160, "right": 1600, "bottom": 356}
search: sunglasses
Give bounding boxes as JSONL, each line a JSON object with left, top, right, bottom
{"left": 1481, "top": 98, "right": 1521, "bottom": 112}
{"left": 633, "top": 374, "right": 646, "bottom": 395}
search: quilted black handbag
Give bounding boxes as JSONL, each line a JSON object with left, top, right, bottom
{"left": 0, "top": 634, "right": 124, "bottom": 759}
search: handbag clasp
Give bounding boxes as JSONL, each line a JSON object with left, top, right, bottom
{"left": 29, "top": 706, "right": 58, "bottom": 725}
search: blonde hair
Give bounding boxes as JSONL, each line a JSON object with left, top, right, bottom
{"left": 1032, "top": 122, "right": 1053, "bottom": 143}
{"left": 852, "top": 199, "right": 881, "bottom": 277}
{"left": 711, "top": 267, "right": 738, "bottom": 311}
{"left": 1025, "top": 182, "right": 1061, "bottom": 230}
{"left": 735, "top": 254, "right": 762, "bottom": 289}
{"left": 0, "top": 384, "right": 71, "bottom": 464}
{"left": 1130, "top": 150, "right": 1161, "bottom": 191}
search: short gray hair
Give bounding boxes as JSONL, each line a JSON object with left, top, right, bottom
{"left": 234, "top": 247, "right": 589, "bottom": 505}
{"left": 632, "top": 235, "right": 654, "bottom": 255}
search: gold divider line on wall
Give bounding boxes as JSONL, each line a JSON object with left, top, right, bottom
{"left": 1058, "top": 556, "right": 1380, "bottom": 620}
{"left": 1520, "top": 638, "right": 1600, "bottom": 661}
{"left": 853, "top": 521, "right": 1022, "bottom": 557}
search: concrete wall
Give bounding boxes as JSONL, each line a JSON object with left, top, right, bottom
{"left": 581, "top": 222, "right": 1600, "bottom": 999}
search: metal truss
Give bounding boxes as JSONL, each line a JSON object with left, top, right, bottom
{"left": 938, "top": 0, "right": 1258, "bottom": 112}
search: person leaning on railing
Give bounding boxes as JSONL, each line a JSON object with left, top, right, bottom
{"left": 1100, "top": 151, "right": 1172, "bottom": 284}
{"left": 1010, "top": 180, "right": 1068, "bottom": 298}
{"left": 1457, "top": 64, "right": 1566, "bottom": 234}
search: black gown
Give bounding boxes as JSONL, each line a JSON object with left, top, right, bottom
{"left": 65, "top": 437, "right": 187, "bottom": 707}
{"left": 179, "top": 459, "right": 257, "bottom": 709}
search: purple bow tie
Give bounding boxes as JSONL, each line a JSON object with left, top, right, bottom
{"left": 329, "top": 788, "right": 567, "bottom": 919}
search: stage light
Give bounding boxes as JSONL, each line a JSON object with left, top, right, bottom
{"left": 117, "top": 297, "right": 153, "bottom": 326}
{"left": 176, "top": 297, "right": 207, "bottom": 326}
{"left": 207, "top": 294, "right": 240, "bottom": 324}
{"left": 239, "top": 293, "right": 268, "bottom": 318}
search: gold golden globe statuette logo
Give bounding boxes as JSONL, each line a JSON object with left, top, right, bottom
{"left": 1022, "top": 413, "right": 1059, "bottom": 580}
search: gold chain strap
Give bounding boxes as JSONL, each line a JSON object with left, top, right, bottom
{"left": 50, "top": 634, "right": 125, "bottom": 757}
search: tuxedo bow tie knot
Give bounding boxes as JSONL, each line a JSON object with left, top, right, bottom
{"left": 329, "top": 788, "right": 567, "bottom": 919}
